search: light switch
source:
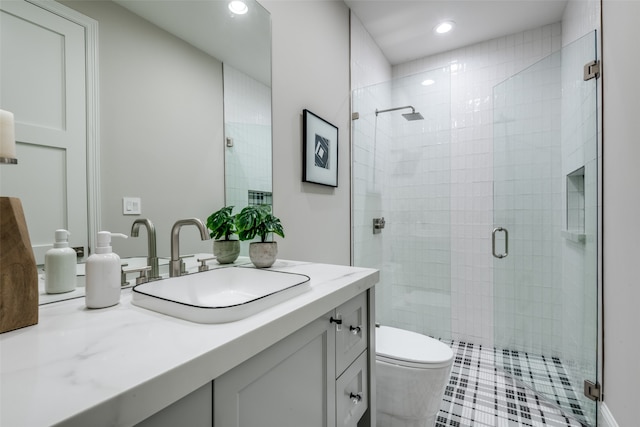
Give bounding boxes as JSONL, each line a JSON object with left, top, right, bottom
{"left": 123, "top": 197, "right": 141, "bottom": 215}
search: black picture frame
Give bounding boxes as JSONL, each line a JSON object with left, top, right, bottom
{"left": 302, "top": 109, "right": 338, "bottom": 187}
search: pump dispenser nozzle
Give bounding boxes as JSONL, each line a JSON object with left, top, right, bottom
{"left": 53, "top": 229, "right": 71, "bottom": 248}
{"left": 95, "top": 231, "right": 127, "bottom": 254}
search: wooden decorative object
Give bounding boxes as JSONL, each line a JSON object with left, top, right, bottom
{"left": 1, "top": 196, "right": 38, "bottom": 333}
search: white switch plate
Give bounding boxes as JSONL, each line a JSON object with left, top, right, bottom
{"left": 123, "top": 197, "right": 141, "bottom": 215}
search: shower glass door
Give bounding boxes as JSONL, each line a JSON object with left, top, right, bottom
{"left": 492, "top": 31, "right": 598, "bottom": 425}
{"left": 352, "top": 68, "right": 452, "bottom": 340}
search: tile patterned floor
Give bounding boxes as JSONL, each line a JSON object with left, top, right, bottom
{"left": 436, "top": 341, "right": 590, "bottom": 427}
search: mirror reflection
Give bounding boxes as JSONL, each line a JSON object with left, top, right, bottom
{"left": 1, "top": 0, "right": 272, "bottom": 304}
{"left": 223, "top": 63, "right": 273, "bottom": 257}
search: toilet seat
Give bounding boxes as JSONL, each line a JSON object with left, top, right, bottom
{"left": 376, "top": 326, "right": 454, "bottom": 369}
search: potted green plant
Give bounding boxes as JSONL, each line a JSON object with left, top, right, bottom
{"left": 206, "top": 206, "right": 240, "bottom": 264}
{"left": 235, "top": 204, "right": 285, "bottom": 268}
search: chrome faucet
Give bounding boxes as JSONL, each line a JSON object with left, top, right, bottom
{"left": 170, "top": 218, "right": 210, "bottom": 277}
{"left": 130, "top": 218, "right": 160, "bottom": 280}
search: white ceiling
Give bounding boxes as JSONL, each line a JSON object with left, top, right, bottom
{"left": 114, "top": 0, "right": 271, "bottom": 85}
{"left": 344, "top": 0, "right": 568, "bottom": 65}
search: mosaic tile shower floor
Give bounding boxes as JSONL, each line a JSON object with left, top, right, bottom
{"left": 436, "top": 341, "right": 590, "bottom": 427}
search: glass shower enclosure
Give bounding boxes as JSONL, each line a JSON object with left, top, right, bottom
{"left": 352, "top": 31, "right": 599, "bottom": 426}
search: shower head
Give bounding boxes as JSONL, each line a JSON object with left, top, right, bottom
{"left": 375, "top": 105, "right": 424, "bottom": 121}
{"left": 402, "top": 111, "right": 424, "bottom": 121}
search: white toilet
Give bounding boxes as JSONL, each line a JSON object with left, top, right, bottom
{"left": 375, "top": 326, "right": 454, "bottom": 427}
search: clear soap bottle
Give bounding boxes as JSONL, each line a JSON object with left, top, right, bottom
{"left": 85, "top": 231, "right": 127, "bottom": 309}
{"left": 44, "top": 229, "right": 77, "bottom": 294}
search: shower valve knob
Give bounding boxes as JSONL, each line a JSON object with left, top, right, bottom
{"left": 373, "top": 217, "right": 386, "bottom": 234}
{"left": 350, "top": 392, "right": 363, "bottom": 405}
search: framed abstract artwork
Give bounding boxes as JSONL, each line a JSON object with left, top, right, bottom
{"left": 302, "top": 109, "right": 338, "bottom": 187}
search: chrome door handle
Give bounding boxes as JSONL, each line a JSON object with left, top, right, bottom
{"left": 492, "top": 227, "right": 508, "bottom": 259}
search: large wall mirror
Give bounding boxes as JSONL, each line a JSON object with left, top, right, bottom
{"left": 0, "top": 0, "right": 271, "bottom": 303}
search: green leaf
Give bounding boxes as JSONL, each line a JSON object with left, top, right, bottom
{"left": 206, "top": 206, "right": 236, "bottom": 240}
{"left": 235, "top": 205, "right": 285, "bottom": 242}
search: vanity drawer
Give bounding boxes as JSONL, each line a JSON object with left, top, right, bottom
{"left": 334, "top": 293, "right": 368, "bottom": 374}
{"left": 336, "top": 351, "right": 368, "bottom": 427}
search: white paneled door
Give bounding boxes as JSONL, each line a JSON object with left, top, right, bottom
{"left": 0, "top": 0, "right": 88, "bottom": 264}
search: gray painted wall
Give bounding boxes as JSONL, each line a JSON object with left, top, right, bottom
{"left": 263, "top": 0, "right": 352, "bottom": 266}
{"left": 602, "top": 1, "right": 640, "bottom": 425}
{"left": 65, "top": 1, "right": 225, "bottom": 258}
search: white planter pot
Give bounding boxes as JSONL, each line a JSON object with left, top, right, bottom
{"left": 213, "top": 240, "right": 241, "bottom": 264}
{"left": 249, "top": 242, "right": 278, "bottom": 268}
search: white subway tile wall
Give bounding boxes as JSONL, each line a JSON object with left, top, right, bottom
{"left": 396, "top": 23, "right": 562, "bottom": 348}
{"left": 354, "top": 23, "right": 563, "bottom": 344}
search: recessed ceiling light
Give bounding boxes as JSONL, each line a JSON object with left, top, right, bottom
{"left": 434, "top": 21, "right": 455, "bottom": 34}
{"left": 422, "top": 79, "right": 435, "bottom": 86}
{"left": 228, "top": 0, "right": 248, "bottom": 15}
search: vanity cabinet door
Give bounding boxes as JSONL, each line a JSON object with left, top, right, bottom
{"left": 214, "top": 313, "right": 337, "bottom": 427}
{"left": 335, "top": 293, "right": 368, "bottom": 375}
{"left": 136, "top": 383, "right": 212, "bottom": 427}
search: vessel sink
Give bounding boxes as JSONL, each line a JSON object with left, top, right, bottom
{"left": 131, "top": 267, "right": 311, "bottom": 323}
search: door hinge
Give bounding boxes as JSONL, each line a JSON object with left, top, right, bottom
{"left": 352, "top": 112, "right": 360, "bottom": 120}
{"left": 584, "top": 60, "right": 600, "bottom": 81}
{"left": 584, "top": 380, "right": 601, "bottom": 401}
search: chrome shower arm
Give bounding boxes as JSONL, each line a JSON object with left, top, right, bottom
{"left": 375, "top": 105, "right": 416, "bottom": 116}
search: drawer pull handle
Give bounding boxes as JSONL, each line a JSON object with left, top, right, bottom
{"left": 350, "top": 392, "right": 363, "bottom": 405}
{"left": 349, "top": 325, "right": 361, "bottom": 335}
{"left": 330, "top": 316, "right": 343, "bottom": 331}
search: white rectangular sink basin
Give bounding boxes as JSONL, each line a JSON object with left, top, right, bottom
{"left": 131, "top": 267, "right": 311, "bottom": 323}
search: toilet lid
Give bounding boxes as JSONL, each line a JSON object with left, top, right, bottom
{"left": 376, "top": 326, "right": 454, "bottom": 369}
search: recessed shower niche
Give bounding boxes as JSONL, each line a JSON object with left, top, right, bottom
{"left": 565, "top": 167, "right": 586, "bottom": 243}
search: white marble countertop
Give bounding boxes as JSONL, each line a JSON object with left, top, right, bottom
{"left": 0, "top": 260, "right": 378, "bottom": 427}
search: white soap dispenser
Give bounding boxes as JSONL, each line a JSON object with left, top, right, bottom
{"left": 85, "top": 231, "right": 127, "bottom": 309}
{"left": 44, "top": 229, "right": 77, "bottom": 294}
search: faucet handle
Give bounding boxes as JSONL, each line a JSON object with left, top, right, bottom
{"left": 120, "top": 262, "right": 129, "bottom": 285}
{"left": 123, "top": 265, "right": 152, "bottom": 285}
{"left": 178, "top": 254, "right": 195, "bottom": 275}
{"left": 197, "top": 256, "right": 217, "bottom": 272}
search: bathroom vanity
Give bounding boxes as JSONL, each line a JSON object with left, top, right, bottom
{"left": 0, "top": 260, "right": 378, "bottom": 427}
